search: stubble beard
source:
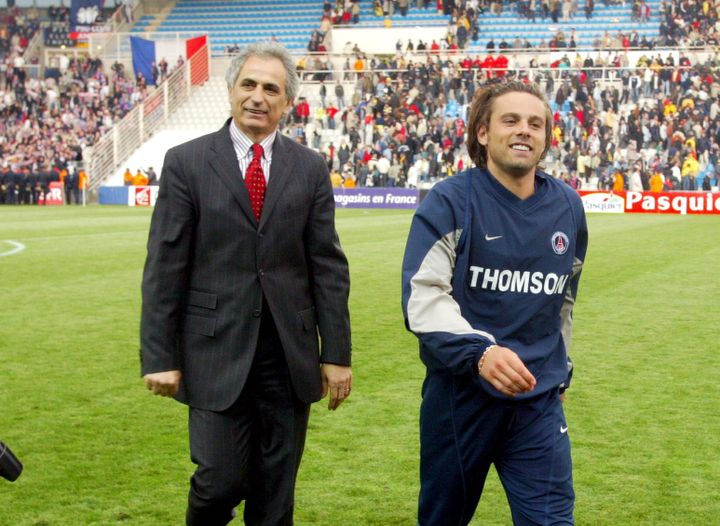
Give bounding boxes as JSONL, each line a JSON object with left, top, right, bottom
{"left": 491, "top": 154, "right": 538, "bottom": 180}
{"left": 504, "top": 157, "right": 532, "bottom": 175}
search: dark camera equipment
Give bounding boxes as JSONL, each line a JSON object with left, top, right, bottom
{"left": 0, "top": 441, "right": 23, "bottom": 481}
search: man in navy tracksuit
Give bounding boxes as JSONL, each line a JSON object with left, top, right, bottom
{"left": 402, "top": 81, "right": 588, "bottom": 525}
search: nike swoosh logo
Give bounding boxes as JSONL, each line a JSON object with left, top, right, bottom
{"left": 560, "top": 426, "right": 568, "bottom": 434}
{"left": 485, "top": 234, "right": 503, "bottom": 241}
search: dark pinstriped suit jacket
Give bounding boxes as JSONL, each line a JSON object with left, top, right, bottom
{"left": 140, "top": 119, "right": 351, "bottom": 411}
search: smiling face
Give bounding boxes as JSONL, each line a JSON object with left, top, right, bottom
{"left": 229, "top": 55, "right": 292, "bottom": 143}
{"left": 476, "top": 91, "right": 548, "bottom": 183}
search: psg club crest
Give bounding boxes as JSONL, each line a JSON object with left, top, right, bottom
{"left": 551, "top": 231, "right": 569, "bottom": 255}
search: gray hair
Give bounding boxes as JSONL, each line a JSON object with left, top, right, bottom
{"left": 225, "top": 41, "right": 299, "bottom": 102}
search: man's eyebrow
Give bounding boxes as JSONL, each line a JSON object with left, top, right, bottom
{"left": 240, "top": 77, "right": 280, "bottom": 90}
{"left": 498, "top": 112, "right": 545, "bottom": 122}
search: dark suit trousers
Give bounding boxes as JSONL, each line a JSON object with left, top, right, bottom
{"left": 186, "top": 306, "right": 311, "bottom": 526}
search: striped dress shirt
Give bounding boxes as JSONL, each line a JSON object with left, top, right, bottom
{"left": 229, "top": 119, "right": 275, "bottom": 182}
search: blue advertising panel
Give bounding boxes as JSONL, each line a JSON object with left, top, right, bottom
{"left": 333, "top": 188, "right": 420, "bottom": 209}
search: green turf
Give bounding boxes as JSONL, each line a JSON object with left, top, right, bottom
{"left": 0, "top": 206, "right": 718, "bottom": 525}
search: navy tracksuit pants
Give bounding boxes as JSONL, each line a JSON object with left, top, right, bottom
{"left": 418, "top": 372, "right": 574, "bottom": 526}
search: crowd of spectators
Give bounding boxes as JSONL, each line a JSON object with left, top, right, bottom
{"left": 308, "top": 1, "right": 483, "bottom": 52}
{"left": 0, "top": 39, "right": 155, "bottom": 204}
{"left": 0, "top": 0, "right": 196, "bottom": 206}
{"left": 308, "top": 1, "right": 676, "bottom": 58}
{"left": 122, "top": 166, "right": 158, "bottom": 186}
{"left": 321, "top": 1, "right": 720, "bottom": 52}
{"left": 307, "top": 1, "right": 362, "bottom": 53}
{"left": 0, "top": 41, "right": 191, "bottom": 205}
{"left": 288, "top": 0, "right": 720, "bottom": 191}
{"left": 324, "top": 0, "right": 363, "bottom": 25}
{"left": 514, "top": 0, "right": 585, "bottom": 23}
{"left": 0, "top": 161, "right": 87, "bottom": 205}
{"left": 0, "top": 8, "right": 40, "bottom": 62}
{"left": 282, "top": 44, "right": 720, "bottom": 193}
{"left": 658, "top": 0, "right": 720, "bottom": 47}
{"left": 4, "top": 0, "right": 720, "bottom": 202}
{"left": 1, "top": 54, "right": 148, "bottom": 157}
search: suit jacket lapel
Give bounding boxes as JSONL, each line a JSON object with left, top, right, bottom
{"left": 208, "top": 119, "right": 256, "bottom": 224}
{"left": 259, "top": 133, "right": 292, "bottom": 229}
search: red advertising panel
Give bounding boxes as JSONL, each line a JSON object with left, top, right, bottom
{"left": 128, "top": 186, "right": 159, "bottom": 206}
{"left": 578, "top": 190, "right": 720, "bottom": 215}
{"left": 187, "top": 37, "right": 209, "bottom": 86}
{"left": 37, "top": 182, "right": 65, "bottom": 206}
{"left": 624, "top": 191, "right": 720, "bottom": 215}
{"left": 134, "top": 187, "right": 151, "bottom": 206}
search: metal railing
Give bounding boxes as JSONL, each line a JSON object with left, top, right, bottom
{"left": 88, "top": 30, "right": 206, "bottom": 65}
{"left": 86, "top": 43, "right": 209, "bottom": 192}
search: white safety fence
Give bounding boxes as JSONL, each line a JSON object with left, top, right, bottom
{"left": 86, "top": 43, "right": 209, "bottom": 192}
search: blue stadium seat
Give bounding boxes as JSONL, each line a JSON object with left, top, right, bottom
{"left": 136, "top": 0, "right": 326, "bottom": 53}
{"left": 129, "top": 0, "right": 663, "bottom": 55}
{"left": 464, "top": 0, "right": 662, "bottom": 53}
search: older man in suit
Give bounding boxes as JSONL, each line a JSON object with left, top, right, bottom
{"left": 140, "top": 41, "right": 352, "bottom": 526}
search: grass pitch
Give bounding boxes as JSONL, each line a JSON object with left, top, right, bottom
{"left": 0, "top": 206, "right": 718, "bottom": 525}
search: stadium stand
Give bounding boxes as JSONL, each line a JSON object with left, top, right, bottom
{"left": 106, "top": 45, "right": 720, "bottom": 192}
{"left": 347, "top": 0, "right": 662, "bottom": 51}
{"left": 2, "top": 0, "right": 720, "bottom": 202}
{"left": 0, "top": 7, "right": 40, "bottom": 60}
{"left": 148, "top": 0, "right": 665, "bottom": 56}
{"left": 131, "top": 0, "right": 327, "bottom": 54}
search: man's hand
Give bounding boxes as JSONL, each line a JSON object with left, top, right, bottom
{"left": 478, "top": 345, "right": 536, "bottom": 397}
{"left": 144, "top": 370, "right": 182, "bottom": 397}
{"left": 321, "top": 364, "right": 352, "bottom": 410}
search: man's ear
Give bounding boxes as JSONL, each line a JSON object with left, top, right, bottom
{"left": 476, "top": 125, "right": 488, "bottom": 146}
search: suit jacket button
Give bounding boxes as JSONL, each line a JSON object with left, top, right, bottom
{"left": 252, "top": 309, "right": 261, "bottom": 318}
{"left": 258, "top": 269, "right": 264, "bottom": 277}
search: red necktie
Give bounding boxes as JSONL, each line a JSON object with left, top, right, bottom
{"left": 246, "top": 143, "right": 266, "bottom": 221}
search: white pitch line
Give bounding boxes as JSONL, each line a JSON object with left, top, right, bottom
{"left": 0, "top": 240, "right": 26, "bottom": 257}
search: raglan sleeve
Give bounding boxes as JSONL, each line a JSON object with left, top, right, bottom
{"left": 558, "top": 198, "right": 589, "bottom": 392}
{"left": 401, "top": 184, "right": 496, "bottom": 377}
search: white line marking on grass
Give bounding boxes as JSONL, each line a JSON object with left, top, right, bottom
{"left": 0, "top": 240, "right": 26, "bottom": 257}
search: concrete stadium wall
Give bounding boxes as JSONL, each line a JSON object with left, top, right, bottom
{"left": 331, "top": 27, "right": 448, "bottom": 55}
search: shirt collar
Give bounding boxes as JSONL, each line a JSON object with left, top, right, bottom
{"left": 229, "top": 119, "right": 276, "bottom": 161}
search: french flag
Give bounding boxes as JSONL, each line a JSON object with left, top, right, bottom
{"left": 130, "top": 35, "right": 207, "bottom": 85}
